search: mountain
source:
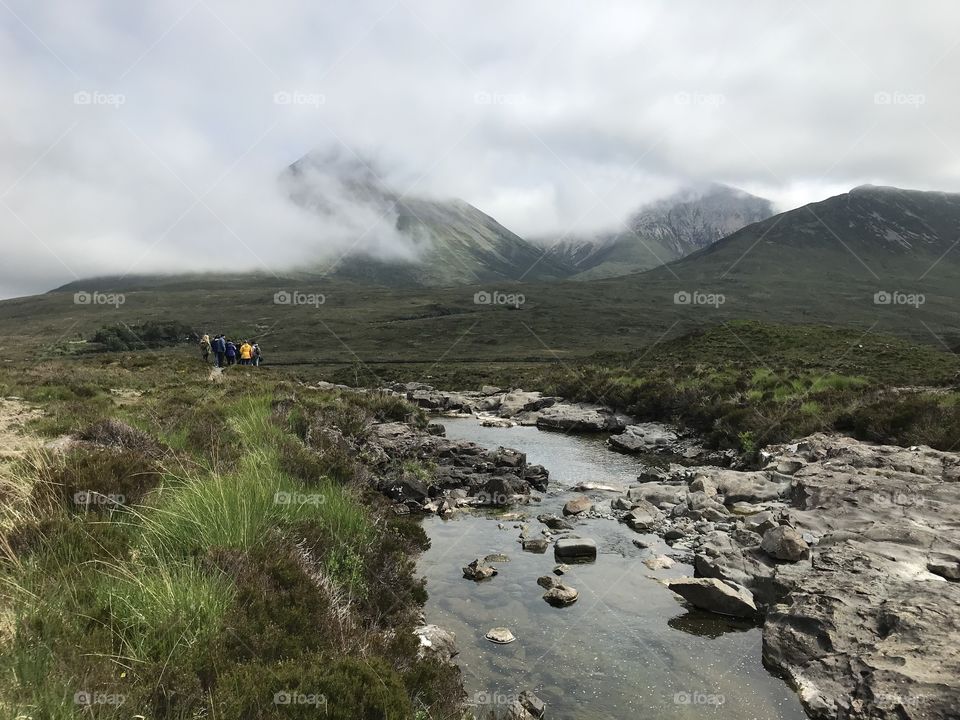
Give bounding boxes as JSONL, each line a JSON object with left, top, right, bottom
{"left": 545, "top": 183, "right": 774, "bottom": 280}
{"left": 659, "top": 184, "right": 960, "bottom": 281}
{"left": 283, "top": 152, "right": 574, "bottom": 286}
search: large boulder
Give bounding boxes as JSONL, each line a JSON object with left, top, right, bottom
{"left": 665, "top": 577, "right": 759, "bottom": 618}
{"left": 608, "top": 422, "right": 680, "bottom": 453}
{"left": 536, "top": 403, "right": 631, "bottom": 433}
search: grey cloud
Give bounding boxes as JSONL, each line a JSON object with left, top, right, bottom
{"left": 1, "top": 0, "right": 957, "bottom": 297}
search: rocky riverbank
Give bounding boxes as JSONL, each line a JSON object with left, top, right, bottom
{"left": 333, "top": 381, "right": 960, "bottom": 719}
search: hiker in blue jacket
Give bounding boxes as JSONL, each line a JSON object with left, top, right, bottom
{"left": 225, "top": 339, "right": 237, "bottom": 366}
{"left": 212, "top": 334, "right": 226, "bottom": 367}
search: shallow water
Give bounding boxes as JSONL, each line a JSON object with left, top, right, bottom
{"left": 418, "top": 417, "right": 808, "bottom": 720}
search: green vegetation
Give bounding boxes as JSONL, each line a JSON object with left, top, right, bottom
{"left": 91, "top": 320, "right": 194, "bottom": 351}
{"left": 0, "top": 357, "right": 461, "bottom": 719}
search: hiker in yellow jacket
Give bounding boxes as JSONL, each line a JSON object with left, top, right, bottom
{"left": 239, "top": 341, "right": 253, "bottom": 366}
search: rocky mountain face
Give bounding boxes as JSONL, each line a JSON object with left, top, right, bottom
{"left": 668, "top": 184, "right": 960, "bottom": 274}
{"left": 284, "top": 151, "right": 574, "bottom": 286}
{"left": 545, "top": 183, "right": 774, "bottom": 280}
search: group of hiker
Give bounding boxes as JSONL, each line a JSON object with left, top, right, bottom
{"left": 199, "top": 334, "right": 263, "bottom": 368}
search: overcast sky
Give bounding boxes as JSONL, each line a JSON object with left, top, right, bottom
{"left": 1, "top": 0, "right": 958, "bottom": 298}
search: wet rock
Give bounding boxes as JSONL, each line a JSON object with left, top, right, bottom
{"left": 519, "top": 690, "right": 546, "bottom": 719}
{"left": 481, "top": 417, "right": 513, "bottom": 428}
{"left": 484, "top": 553, "right": 510, "bottom": 563}
{"left": 523, "top": 465, "right": 550, "bottom": 491}
{"left": 463, "top": 558, "right": 498, "bottom": 581}
{"left": 632, "top": 538, "right": 650, "bottom": 550}
{"left": 522, "top": 538, "right": 549, "bottom": 553}
{"left": 760, "top": 526, "right": 810, "bottom": 562}
{"left": 426, "top": 422, "right": 445, "bottom": 436}
{"left": 485, "top": 627, "right": 516, "bottom": 644}
{"left": 543, "top": 583, "right": 579, "bottom": 607}
{"left": 562, "top": 496, "right": 593, "bottom": 516}
{"left": 665, "top": 577, "right": 758, "bottom": 618}
{"left": 537, "top": 575, "right": 559, "bottom": 589}
{"left": 537, "top": 513, "right": 574, "bottom": 530}
{"left": 554, "top": 537, "right": 597, "bottom": 562}
{"left": 414, "top": 625, "right": 458, "bottom": 664}
{"left": 553, "top": 563, "right": 569, "bottom": 575}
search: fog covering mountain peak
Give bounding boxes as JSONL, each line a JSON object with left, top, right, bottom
{"left": 544, "top": 182, "right": 774, "bottom": 280}
{"left": 281, "top": 148, "right": 574, "bottom": 285}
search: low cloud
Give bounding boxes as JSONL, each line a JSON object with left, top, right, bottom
{"left": 1, "top": 0, "right": 957, "bottom": 297}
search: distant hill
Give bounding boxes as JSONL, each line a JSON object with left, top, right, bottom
{"left": 544, "top": 183, "right": 774, "bottom": 280}
{"left": 658, "top": 184, "right": 960, "bottom": 280}
{"left": 283, "top": 152, "right": 574, "bottom": 286}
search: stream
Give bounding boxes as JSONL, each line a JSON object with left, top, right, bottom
{"left": 417, "top": 417, "right": 809, "bottom": 720}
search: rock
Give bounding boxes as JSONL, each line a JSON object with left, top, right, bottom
{"left": 626, "top": 483, "right": 686, "bottom": 508}
{"left": 553, "top": 563, "right": 569, "bottom": 575}
{"left": 609, "top": 422, "right": 679, "bottom": 452}
{"left": 927, "top": 557, "right": 960, "bottom": 581}
{"left": 664, "top": 527, "right": 686, "bottom": 542}
{"left": 484, "top": 553, "right": 510, "bottom": 563}
{"left": 689, "top": 476, "right": 717, "bottom": 496}
{"left": 562, "top": 496, "right": 593, "bottom": 516}
{"left": 522, "top": 538, "right": 549, "bottom": 553}
{"left": 481, "top": 417, "right": 513, "bottom": 428}
{"left": 743, "top": 510, "right": 778, "bottom": 535}
{"left": 414, "top": 625, "right": 458, "bottom": 664}
{"left": 426, "top": 422, "right": 445, "bottom": 436}
{"left": 632, "top": 538, "right": 650, "bottom": 550}
{"left": 484, "top": 627, "right": 516, "bottom": 644}
{"left": 462, "top": 558, "right": 498, "bottom": 580}
{"left": 665, "top": 577, "right": 758, "bottom": 618}
{"left": 519, "top": 690, "right": 546, "bottom": 719}
{"left": 537, "top": 575, "right": 559, "bottom": 589}
{"left": 625, "top": 502, "right": 661, "bottom": 532}
{"left": 643, "top": 555, "right": 674, "bottom": 570}
{"left": 572, "top": 482, "right": 623, "bottom": 493}
{"left": 537, "top": 513, "right": 574, "bottom": 530}
{"left": 554, "top": 537, "right": 597, "bottom": 562}
{"left": 760, "top": 526, "right": 810, "bottom": 562}
{"left": 536, "top": 403, "right": 631, "bottom": 433}
{"left": 480, "top": 385, "right": 502, "bottom": 395}
{"left": 523, "top": 465, "right": 550, "bottom": 491}
{"left": 612, "top": 496, "right": 637, "bottom": 511}
{"left": 543, "top": 583, "right": 579, "bottom": 606}
{"left": 498, "top": 391, "right": 548, "bottom": 417}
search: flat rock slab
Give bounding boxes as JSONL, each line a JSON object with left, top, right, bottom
{"left": 554, "top": 537, "right": 597, "bottom": 562}
{"left": 609, "top": 422, "right": 680, "bottom": 453}
{"left": 665, "top": 577, "right": 758, "bottom": 618}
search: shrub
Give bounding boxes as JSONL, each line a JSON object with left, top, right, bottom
{"left": 215, "top": 656, "right": 412, "bottom": 720}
